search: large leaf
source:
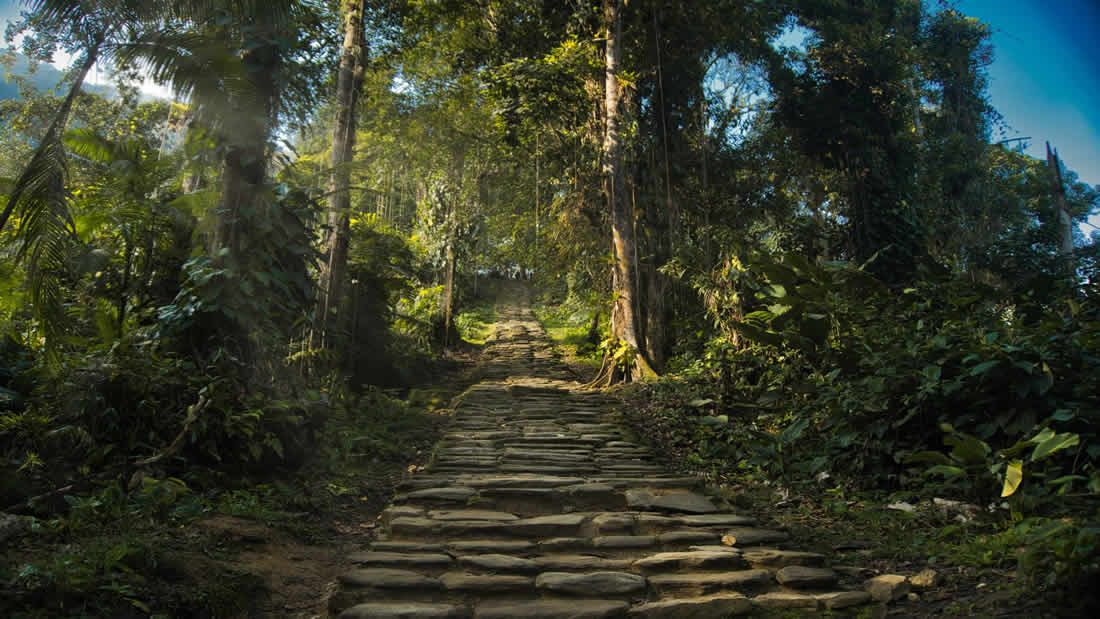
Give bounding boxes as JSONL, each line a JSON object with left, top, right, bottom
{"left": 969, "top": 360, "right": 999, "bottom": 376}
{"left": 946, "top": 432, "right": 990, "bottom": 466}
{"left": 1001, "top": 459, "right": 1023, "bottom": 497}
{"left": 926, "top": 465, "right": 965, "bottom": 478}
{"left": 730, "top": 320, "right": 785, "bottom": 347}
{"left": 1030, "top": 432, "right": 1079, "bottom": 462}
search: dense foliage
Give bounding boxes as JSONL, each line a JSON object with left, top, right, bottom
{"left": 0, "top": 0, "right": 1098, "bottom": 614}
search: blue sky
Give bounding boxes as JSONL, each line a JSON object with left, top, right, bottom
{"left": 957, "top": 0, "right": 1100, "bottom": 190}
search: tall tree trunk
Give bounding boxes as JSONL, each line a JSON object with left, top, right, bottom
{"left": 318, "top": 0, "right": 367, "bottom": 340}
{"left": 212, "top": 36, "right": 281, "bottom": 260}
{"left": 442, "top": 234, "right": 456, "bottom": 346}
{"left": 1046, "top": 142, "right": 1074, "bottom": 256}
{"left": 599, "top": 0, "right": 654, "bottom": 383}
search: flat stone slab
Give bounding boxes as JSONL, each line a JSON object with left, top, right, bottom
{"left": 752, "top": 592, "right": 819, "bottom": 610}
{"left": 720, "top": 527, "right": 790, "bottom": 546}
{"left": 504, "top": 449, "right": 592, "bottom": 462}
{"left": 632, "top": 551, "right": 749, "bottom": 572}
{"left": 389, "top": 517, "right": 500, "bottom": 537}
{"left": 592, "top": 535, "right": 657, "bottom": 549}
{"left": 405, "top": 487, "right": 477, "bottom": 502}
{"left": 474, "top": 599, "right": 629, "bottom": 619}
{"left": 656, "top": 530, "right": 721, "bottom": 545}
{"left": 625, "top": 490, "right": 718, "bottom": 514}
{"left": 648, "top": 570, "right": 773, "bottom": 596}
{"left": 339, "top": 602, "right": 472, "bottom": 619}
{"left": 676, "top": 514, "right": 755, "bottom": 527}
{"left": 741, "top": 548, "right": 826, "bottom": 568}
{"left": 464, "top": 476, "right": 585, "bottom": 488}
{"left": 440, "top": 573, "right": 534, "bottom": 592}
{"left": 381, "top": 505, "right": 424, "bottom": 522}
{"left": 347, "top": 552, "right": 453, "bottom": 568}
{"left": 816, "top": 591, "right": 873, "bottom": 609}
{"left": 627, "top": 593, "right": 752, "bottom": 618}
{"left": 506, "top": 513, "right": 587, "bottom": 537}
{"left": 428, "top": 510, "right": 520, "bottom": 521}
{"left": 588, "top": 513, "right": 636, "bottom": 535}
{"left": 533, "top": 555, "right": 633, "bottom": 571}
{"left": 776, "top": 565, "right": 838, "bottom": 588}
{"left": 457, "top": 554, "right": 538, "bottom": 572}
{"left": 340, "top": 568, "right": 441, "bottom": 590}
{"left": 538, "top": 537, "right": 591, "bottom": 551}
{"left": 448, "top": 540, "right": 534, "bottom": 554}
{"left": 536, "top": 571, "right": 647, "bottom": 596}
{"left": 371, "top": 542, "right": 445, "bottom": 553}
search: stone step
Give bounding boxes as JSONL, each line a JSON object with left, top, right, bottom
{"left": 328, "top": 303, "right": 874, "bottom": 618}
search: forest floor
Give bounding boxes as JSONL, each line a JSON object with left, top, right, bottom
{"left": 179, "top": 357, "right": 490, "bottom": 618}
{"left": 532, "top": 296, "right": 1067, "bottom": 618}
{"left": 0, "top": 328, "right": 489, "bottom": 619}
{"left": 2, "top": 284, "right": 1074, "bottom": 617}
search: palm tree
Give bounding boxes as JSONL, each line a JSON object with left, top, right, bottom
{"left": 3, "top": 0, "right": 302, "bottom": 346}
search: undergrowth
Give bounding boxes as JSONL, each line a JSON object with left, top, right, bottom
{"left": 616, "top": 252, "right": 1100, "bottom": 614}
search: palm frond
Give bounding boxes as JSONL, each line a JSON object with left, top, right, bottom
{"left": 12, "top": 135, "right": 76, "bottom": 351}
{"left": 114, "top": 29, "right": 234, "bottom": 103}
{"left": 22, "top": 0, "right": 86, "bottom": 25}
{"left": 63, "top": 127, "right": 122, "bottom": 164}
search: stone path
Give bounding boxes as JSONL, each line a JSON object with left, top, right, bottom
{"left": 328, "top": 294, "right": 875, "bottom": 618}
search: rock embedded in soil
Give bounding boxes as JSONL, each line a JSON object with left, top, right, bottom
{"left": 909, "top": 568, "right": 940, "bottom": 590}
{"left": 816, "top": 591, "right": 873, "bottom": 609}
{"left": 866, "top": 574, "right": 911, "bottom": 602}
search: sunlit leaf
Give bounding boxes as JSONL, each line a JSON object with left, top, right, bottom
{"left": 1001, "top": 459, "right": 1023, "bottom": 497}
{"left": 1030, "top": 432, "right": 1079, "bottom": 462}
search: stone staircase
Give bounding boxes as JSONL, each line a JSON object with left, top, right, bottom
{"left": 328, "top": 297, "right": 874, "bottom": 618}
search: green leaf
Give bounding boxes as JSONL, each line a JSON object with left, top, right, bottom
{"left": 1030, "top": 427, "right": 1055, "bottom": 444}
{"left": 1030, "top": 432, "right": 1079, "bottom": 462}
{"left": 1001, "top": 460, "right": 1023, "bottom": 497}
{"left": 767, "top": 303, "right": 792, "bottom": 316}
{"left": 1032, "top": 372, "right": 1054, "bottom": 396}
{"left": 699, "top": 415, "right": 729, "bottom": 426}
{"left": 688, "top": 399, "right": 714, "bottom": 408}
{"left": 950, "top": 433, "right": 991, "bottom": 466}
{"left": 969, "top": 360, "right": 999, "bottom": 376}
{"left": 1047, "top": 475, "right": 1086, "bottom": 486}
{"left": 926, "top": 465, "right": 965, "bottom": 478}
{"left": 1051, "top": 409, "right": 1074, "bottom": 422}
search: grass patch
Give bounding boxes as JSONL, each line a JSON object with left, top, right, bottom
{"left": 455, "top": 290, "right": 499, "bottom": 346}
{"left": 533, "top": 299, "right": 603, "bottom": 374}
